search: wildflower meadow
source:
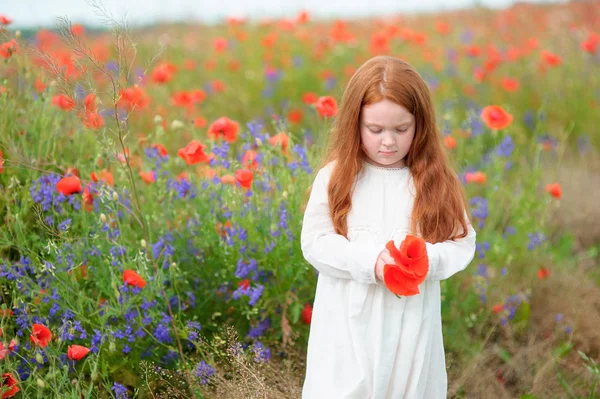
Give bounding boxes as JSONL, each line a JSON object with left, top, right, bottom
{"left": 0, "top": 1, "right": 599, "bottom": 398}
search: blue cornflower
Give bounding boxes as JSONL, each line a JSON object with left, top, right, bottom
{"left": 495, "top": 135, "right": 514, "bottom": 157}
{"left": 252, "top": 341, "right": 271, "bottom": 363}
{"left": 57, "top": 218, "right": 72, "bottom": 232}
{"left": 470, "top": 197, "right": 489, "bottom": 220}
{"left": 248, "top": 284, "right": 265, "bottom": 306}
{"left": 247, "top": 317, "right": 271, "bottom": 339}
{"left": 153, "top": 323, "right": 172, "bottom": 344}
{"left": 194, "top": 360, "right": 215, "bottom": 384}
{"left": 111, "top": 382, "right": 130, "bottom": 399}
{"left": 527, "top": 232, "right": 546, "bottom": 250}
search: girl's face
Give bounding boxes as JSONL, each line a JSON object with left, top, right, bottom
{"left": 359, "top": 99, "right": 415, "bottom": 169}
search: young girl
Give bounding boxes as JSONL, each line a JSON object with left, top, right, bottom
{"left": 300, "top": 55, "right": 477, "bottom": 399}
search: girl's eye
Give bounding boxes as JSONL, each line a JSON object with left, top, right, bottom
{"left": 396, "top": 129, "right": 408, "bottom": 133}
{"left": 369, "top": 129, "right": 382, "bottom": 133}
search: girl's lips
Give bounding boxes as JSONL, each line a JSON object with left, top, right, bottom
{"left": 380, "top": 151, "right": 397, "bottom": 156}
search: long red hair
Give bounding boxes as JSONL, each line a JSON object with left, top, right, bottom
{"left": 304, "top": 55, "right": 471, "bottom": 244}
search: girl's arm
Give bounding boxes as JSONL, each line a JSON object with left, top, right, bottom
{"left": 424, "top": 211, "right": 477, "bottom": 281}
{"left": 300, "top": 168, "right": 381, "bottom": 285}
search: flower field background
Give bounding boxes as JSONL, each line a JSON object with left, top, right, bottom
{"left": 1, "top": 1, "right": 600, "bottom": 398}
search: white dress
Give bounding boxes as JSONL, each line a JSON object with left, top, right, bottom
{"left": 300, "top": 160, "right": 477, "bottom": 399}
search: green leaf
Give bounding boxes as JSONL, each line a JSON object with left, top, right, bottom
{"left": 553, "top": 341, "right": 574, "bottom": 359}
{"left": 519, "top": 394, "right": 538, "bottom": 399}
{"left": 290, "top": 302, "right": 302, "bottom": 324}
{"left": 493, "top": 344, "right": 512, "bottom": 362}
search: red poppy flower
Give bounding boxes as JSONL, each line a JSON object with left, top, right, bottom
{"left": 82, "top": 185, "right": 94, "bottom": 212}
{"left": 99, "top": 169, "right": 114, "bottom": 186}
{"left": 302, "top": 92, "right": 318, "bottom": 104}
{"left": 30, "top": 324, "right": 52, "bottom": 348}
{"left": 91, "top": 170, "right": 114, "bottom": 186}
{"left": 178, "top": 140, "right": 209, "bottom": 165}
{"left": 288, "top": 108, "right": 303, "bottom": 124}
{"left": 56, "top": 176, "right": 82, "bottom": 195}
{"left": 211, "top": 80, "right": 225, "bottom": 93}
{"left": 207, "top": 117, "right": 239, "bottom": 143}
{"left": 221, "top": 175, "right": 236, "bottom": 186}
{"left": 51, "top": 94, "right": 76, "bottom": 111}
{"left": 383, "top": 236, "right": 429, "bottom": 297}
{"left": 465, "top": 171, "right": 487, "bottom": 184}
{"left": 369, "top": 31, "right": 390, "bottom": 54}
{"left": 84, "top": 112, "right": 104, "bottom": 129}
{"left": 480, "top": 105, "right": 513, "bottom": 130}
{"left": 123, "top": 269, "right": 146, "bottom": 288}
{"left": 191, "top": 116, "right": 206, "bottom": 129}
{"left": 436, "top": 21, "right": 450, "bottom": 35}
{"left": 492, "top": 304, "right": 504, "bottom": 314}
{"left": 581, "top": 32, "right": 599, "bottom": 54}
{"left": 540, "top": 50, "right": 561, "bottom": 67}
{"left": 139, "top": 171, "right": 155, "bottom": 184}
{"left": 34, "top": 78, "right": 47, "bottom": 93}
{"left": 315, "top": 96, "right": 338, "bottom": 117}
{"left": 444, "top": 135, "right": 457, "bottom": 150}
{"left": 213, "top": 37, "right": 228, "bottom": 52}
{"left": 302, "top": 303, "right": 313, "bottom": 324}
{"left": 83, "top": 93, "right": 97, "bottom": 113}
{"left": 241, "top": 150, "right": 259, "bottom": 170}
{"left": 170, "top": 91, "right": 194, "bottom": 108}
{"left": 0, "top": 39, "right": 17, "bottom": 59}
{"left": 0, "top": 15, "right": 12, "bottom": 25}
{"left": 235, "top": 169, "right": 253, "bottom": 189}
{"left": 67, "top": 344, "right": 90, "bottom": 361}
{"left": 70, "top": 24, "right": 85, "bottom": 36}
{"left": 118, "top": 86, "right": 150, "bottom": 110}
{"left": 0, "top": 150, "right": 4, "bottom": 173}
{"left": 216, "top": 220, "right": 233, "bottom": 236}
{"left": 501, "top": 77, "right": 520, "bottom": 92}
{"left": 151, "top": 62, "right": 177, "bottom": 84}
{"left": 238, "top": 279, "right": 250, "bottom": 290}
{"left": 296, "top": 10, "right": 310, "bottom": 24}
{"left": 152, "top": 144, "right": 168, "bottom": 157}
{"left": 1, "top": 372, "right": 19, "bottom": 398}
{"left": 191, "top": 89, "right": 207, "bottom": 103}
{"left": 268, "top": 132, "right": 289, "bottom": 155}
{"left": 537, "top": 267, "right": 550, "bottom": 279}
{"left": 545, "top": 182, "right": 561, "bottom": 199}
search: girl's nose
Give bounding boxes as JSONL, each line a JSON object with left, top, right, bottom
{"left": 382, "top": 132, "right": 395, "bottom": 146}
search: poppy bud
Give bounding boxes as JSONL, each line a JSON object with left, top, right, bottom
{"left": 141, "top": 239, "right": 147, "bottom": 248}
{"left": 100, "top": 213, "right": 107, "bottom": 223}
{"left": 37, "top": 378, "right": 45, "bottom": 388}
{"left": 36, "top": 352, "right": 44, "bottom": 364}
{"left": 154, "top": 115, "right": 163, "bottom": 124}
{"left": 171, "top": 119, "right": 184, "bottom": 130}
{"left": 112, "top": 192, "right": 119, "bottom": 201}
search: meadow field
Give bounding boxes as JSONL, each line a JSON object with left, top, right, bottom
{"left": 0, "top": 1, "right": 600, "bottom": 397}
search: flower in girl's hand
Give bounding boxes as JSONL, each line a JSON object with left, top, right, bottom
{"left": 383, "top": 235, "right": 429, "bottom": 298}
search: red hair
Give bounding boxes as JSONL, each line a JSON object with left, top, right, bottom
{"left": 305, "top": 55, "right": 471, "bottom": 244}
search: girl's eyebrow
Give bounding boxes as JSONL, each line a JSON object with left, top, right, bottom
{"left": 364, "top": 120, "right": 412, "bottom": 127}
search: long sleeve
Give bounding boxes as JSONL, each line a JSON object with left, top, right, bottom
{"left": 424, "top": 211, "right": 477, "bottom": 281}
{"left": 300, "top": 167, "right": 382, "bottom": 285}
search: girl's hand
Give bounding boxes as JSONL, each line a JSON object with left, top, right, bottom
{"left": 374, "top": 248, "right": 395, "bottom": 283}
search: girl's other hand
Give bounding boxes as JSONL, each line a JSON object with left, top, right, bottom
{"left": 374, "top": 248, "right": 395, "bottom": 283}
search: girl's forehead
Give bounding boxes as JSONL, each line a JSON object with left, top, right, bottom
{"left": 361, "top": 99, "right": 413, "bottom": 122}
